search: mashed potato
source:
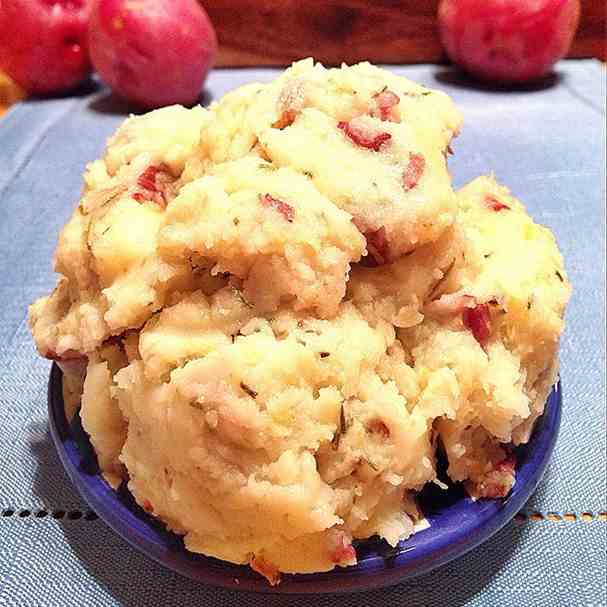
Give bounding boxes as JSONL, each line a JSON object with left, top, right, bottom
{"left": 29, "top": 60, "right": 570, "bottom": 584}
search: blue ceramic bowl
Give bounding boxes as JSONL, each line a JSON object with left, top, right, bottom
{"left": 48, "top": 363, "right": 561, "bottom": 594}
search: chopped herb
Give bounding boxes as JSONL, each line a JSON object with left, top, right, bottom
{"left": 240, "top": 382, "right": 258, "bottom": 399}
{"left": 233, "top": 288, "right": 253, "bottom": 308}
{"left": 363, "top": 458, "right": 379, "bottom": 472}
{"left": 332, "top": 404, "right": 347, "bottom": 449}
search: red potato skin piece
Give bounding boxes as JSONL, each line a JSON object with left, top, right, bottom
{"left": 478, "top": 484, "right": 509, "bottom": 499}
{"left": 337, "top": 120, "right": 392, "bottom": 151}
{"left": 102, "top": 333, "right": 128, "bottom": 351}
{"left": 45, "top": 349, "right": 88, "bottom": 375}
{"left": 425, "top": 296, "right": 493, "bottom": 347}
{"left": 272, "top": 79, "right": 306, "bottom": 128}
{"left": 368, "top": 419, "right": 390, "bottom": 438}
{"left": 45, "top": 349, "right": 86, "bottom": 362}
{"left": 250, "top": 555, "right": 281, "bottom": 586}
{"left": 462, "top": 303, "right": 492, "bottom": 347}
{"left": 272, "top": 108, "right": 298, "bottom": 129}
{"left": 364, "top": 226, "right": 390, "bottom": 266}
{"left": 137, "top": 165, "right": 162, "bottom": 191}
{"left": 260, "top": 193, "right": 295, "bottom": 222}
{"left": 403, "top": 153, "right": 426, "bottom": 191}
{"left": 272, "top": 78, "right": 306, "bottom": 129}
{"left": 134, "top": 164, "right": 172, "bottom": 208}
{"left": 424, "top": 293, "right": 475, "bottom": 318}
{"left": 470, "top": 456, "right": 517, "bottom": 499}
{"left": 352, "top": 217, "right": 390, "bottom": 266}
{"left": 372, "top": 89, "right": 401, "bottom": 122}
{"left": 496, "top": 456, "right": 516, "bottom": 474}
{"left": 330, "top": 534, "right": 357, "bottom": 566}
{"left": 484, "top": 195, "right": 510, "bottom": 211}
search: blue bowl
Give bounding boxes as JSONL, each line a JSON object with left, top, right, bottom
{"left": 48, "top": 363, "right": 561, "bottom": 594}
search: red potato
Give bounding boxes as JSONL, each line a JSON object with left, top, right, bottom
{"left": 438, "top": 0, "right": 581, "bottom": 83}
{"left": 0, "top": 0, "right": 91, "bottom": 94}
{"left": 88, "top": 0, "right": 217, "bottom": 109}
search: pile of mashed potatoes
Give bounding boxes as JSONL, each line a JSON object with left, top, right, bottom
{"left": 29, "top": 59, "right": 570, "bottom": 583}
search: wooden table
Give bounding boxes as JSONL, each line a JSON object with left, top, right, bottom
{"left": 207, "top": 0, "right": 605, "bottom": 66}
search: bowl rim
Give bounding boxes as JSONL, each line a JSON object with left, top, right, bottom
{"left": 48, "top": 363, "right": 561, "bottom": 594}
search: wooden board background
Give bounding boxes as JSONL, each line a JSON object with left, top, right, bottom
{"left": 206, "top": 0, "right": 606, "bottom": 67}
{"left": 1, "top": 0, "right": 603, "bottom": 114}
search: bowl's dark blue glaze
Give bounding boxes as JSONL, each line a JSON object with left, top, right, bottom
{"left": 48, "top": 364, "right": 561, "bottom": 594}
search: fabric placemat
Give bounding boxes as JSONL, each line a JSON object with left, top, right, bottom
{"left": 0, "top": 60, "right": 605, "bottom": 607}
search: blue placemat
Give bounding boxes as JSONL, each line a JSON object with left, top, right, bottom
{"left": 1, "top": 60, "right": 605, "bottom": 607}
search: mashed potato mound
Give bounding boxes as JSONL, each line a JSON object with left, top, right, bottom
{"left": 85, "top": 294, "right": 430, "bottom": 573}
{"left": 399, "top": 176, "right": 571, "bottom": 497}
{"left": 29, "top": 61, "right": 570, "bottom": 583}
{"left": 203, "top": 59, "right": 462, "bottom": 259}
